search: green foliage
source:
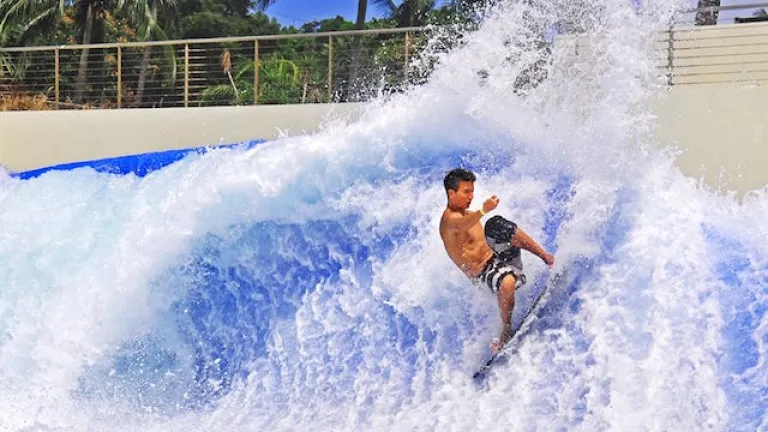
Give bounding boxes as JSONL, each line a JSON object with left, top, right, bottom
{"left": 257, "top": 57, "right": 302, "bottom": 103}
{"left": 199, "top": 82, "right": 252, "bottom": 104}
{"left": 176, "top": 0, "right": 255, "bottom": 18}
{"left": 300, "top": 15, "right": 356, "bottom": 33}
{"left": 200, "top": 55, "right": 304, "bottom": 105}
{"left": 0, "top": 0, "right": 488, "bottom": 108}
{"left": 371, "top": 0, "right": 436, "bottom": 27}
{"left": 178, "top": 11, "right": 279, "bottom": 39}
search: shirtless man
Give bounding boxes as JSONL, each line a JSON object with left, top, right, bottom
{"left": 439, "top": 168, "right": 555, "bottom": 352}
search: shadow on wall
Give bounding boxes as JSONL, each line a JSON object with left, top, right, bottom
{"left": 12, "top": 140, "right": 264, "bottom": 180}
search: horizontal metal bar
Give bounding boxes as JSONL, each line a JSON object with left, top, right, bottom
{"left": 673, "top": 78, "right": 768, "bottom": 85}
{"left": 126, "top": 88, "right": 182, "bottom": 92}
{"left": 673, "top": 59, "right": 768, "bottom": 68}
{"left": 674, "top": 51, "right": 768, "bottom": 61}
{"left": 672, "top": 32, "right": 768, "bottom": 42}
{"left": 0, "top": 26, "right": 426, "bottom": 53}
{"left": 0, "top": 86, "right": 52, "bottom": 90}
{"left": 673, "top": 41, "right": 768, "bottom": 50}
{"left": 679, "top": 2, "right": 768, "bottom": 14}
{"left": 671, "top": 68, "right": 768, "bottom": 77}
{"left": 672, "top": 23, "right": 768, "bottom": 36}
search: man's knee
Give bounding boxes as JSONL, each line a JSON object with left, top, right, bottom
{"left": 498, "top": 274, "right": 517, "bottom": 297}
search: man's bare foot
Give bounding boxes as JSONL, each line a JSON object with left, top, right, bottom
{"left": 491, "top": 328, "right": 512, "bottom": 353}
{"left": 542, "top": 252, "right": 555, "bottom": 270}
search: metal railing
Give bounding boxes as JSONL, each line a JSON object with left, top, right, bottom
{"left": 0, "top": 27, "right": 429, "bottom": 110}
{"left": 657, "top": 3, "right": 768, "bottom": 85}
{"left": 672, "top": 2, "right": 768, "bottom": 26}
{"left": 1, "top": 3, "right": 767, "bottom": 110}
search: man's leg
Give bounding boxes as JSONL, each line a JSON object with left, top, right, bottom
{"left": 486, "top": 216, "right": 554, "bottom": 269}
{"left": 512, "top": 228, "right": 554, "bottom": 269}
{"left": 492, "top": 274, "right": 517, "bottom": 352}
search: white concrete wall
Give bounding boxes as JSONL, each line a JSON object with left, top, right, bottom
{"left": 653, "top": 22, "right": 768, "bottom": 195}
{"left": 553, "top": 22, "right": 768, "bottom": 196}
{"left": 1, "top": 91, "right": 765, "bottom": 195}
{"left": 652, "top": 85, "right": 768, "bottom": 195}
{"left": 0, "top": 103, "right": 365, "bottom": 172}
{"left": 650, "top": 84, "right": 768, "bottom": 195}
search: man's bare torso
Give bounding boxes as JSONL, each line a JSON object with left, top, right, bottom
{"left": 439, "top": 208, "right": 494, "bottom": 278}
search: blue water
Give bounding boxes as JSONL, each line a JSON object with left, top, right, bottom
{"left": 2, "top": 137, "right": 765, "bottom": 431}
{"left": 1, "top": 1, "right": 767, "bottom": 430}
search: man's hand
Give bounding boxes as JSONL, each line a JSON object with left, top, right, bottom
{"left": 483, "top": 195, "right": 499, "bottom": 214}
{"left": 541, "top": 252, "right": 555, "bottom": 270}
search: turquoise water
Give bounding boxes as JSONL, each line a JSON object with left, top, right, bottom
{"left": 1, "top": 1, "right": 767, "bottom": 430}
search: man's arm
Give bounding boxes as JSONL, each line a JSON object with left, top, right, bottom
{"left": 512, "top": 228, "right": 555, "bottom": 268}
{"left": 443, "top": 195, "right": 499, "bottom": 232}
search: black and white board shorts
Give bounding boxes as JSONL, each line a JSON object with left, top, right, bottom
{"left": 475, "top": 215, "right": 527, "bottom": 294}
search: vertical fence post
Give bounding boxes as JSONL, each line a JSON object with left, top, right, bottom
{"left": 404, "top": 32, "right": 410, "bottom": 83}
{"left": 184, "top": 43, "right": 189, "bottom": 108}
{"left": 254, "top": 39, "right": 259, "bottom": 105}
{"left": 117, "top": 46, "right": 122, "bottom": 108}
{"left": 666, "top": 26, "right": 674, "bottom": 86}
{"left": 327, "top": 36, "right": 333, "bottom": 102}
{"left": 54, "top": 48, "right": 60, "bottom": 109}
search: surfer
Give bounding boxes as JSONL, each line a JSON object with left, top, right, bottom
{"left": 439, "top": 168, "right": 554, "bottom": 352}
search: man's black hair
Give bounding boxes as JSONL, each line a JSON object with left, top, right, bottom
{"left": 443, "top": 168, "right": 476, "bottom": 194}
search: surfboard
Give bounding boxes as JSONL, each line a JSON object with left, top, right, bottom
{"left": 472, "top": 271, "right": 562, "bottom": 380}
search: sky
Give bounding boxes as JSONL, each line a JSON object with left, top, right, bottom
{"left": 675, "top": 0, "right": 768, "bottom": 22}
{"left": 263, "top": 0, "right": 367, "bottom": 26}
{"left": 716, "top": 0, "right": 768, "bottom": 22}
{"left": 263, "top": 0, "right": 450, "bottom": 27}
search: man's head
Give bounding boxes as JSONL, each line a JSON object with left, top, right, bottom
{"left": 443, "top": 168, "right": 476, "bottom": 210}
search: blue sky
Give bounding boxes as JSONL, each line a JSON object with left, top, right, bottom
{"left": 263, "top": 0, "right": 367, "bottom": 26}
{"left": 263, "top": 0, "right": 449, "bottom": 27}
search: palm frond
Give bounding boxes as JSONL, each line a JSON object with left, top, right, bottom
{"left": 253, "top": 0, "right": 276, "bottom": 11}
{"left": 371, "top": 0, "right": 398, "bottom": 15}
{"left": 200, "top": 84, "right": 233, "bottom": 102}
{"left": 234, "top": 58, "right": 254, "bottom": 80}
{"left": 0, "top": 53, "right": 15, "bottom": 78}
{"left": 1, "top": 0, "right": 62, "bottom": 45}
{"left": 141, "top": 4, "right": 152, "bottom": 39}
{"left": 1, "top": 0, "right": 39, "bottom": 34}
{"left": 18, "top": 5, "right": 56, "bottom": 34}
{"left": 150, "top": 23, "right": 176, "bottom": 82}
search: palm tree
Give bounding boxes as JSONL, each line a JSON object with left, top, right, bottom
{"left": 371, "top": 0, "right": 435, "bottom": 27}
{"left": 71, "top": 0, "right": 101, "bottom": 103}
{"left": 0, "top": 0, "right": 175, "bottom": 105}
{"left": 0, "top": 0, "right": 104, "bottom": 103}
{"left": 254, "top": 0, "right": 371, "bottom": 101}
{"left": 695, "top": 0, "right": 719, "bottom": 26}
{"left": 348, "top": 0, "right": 368, "bottom": 100}
{"left": 116, "top": 0, "right": 176, "bottom": 107}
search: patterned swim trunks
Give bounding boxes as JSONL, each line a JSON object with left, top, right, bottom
{"left": 475, "top": 215, "right": 528, "bottom": 294}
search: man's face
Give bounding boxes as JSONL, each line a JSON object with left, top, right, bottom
{"left": 449, "top": 180, "right": 474, "bottom": 210}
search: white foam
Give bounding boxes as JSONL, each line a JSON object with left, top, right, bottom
{"left": 1, "top": 0, "right": 766, "bottom": 430}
